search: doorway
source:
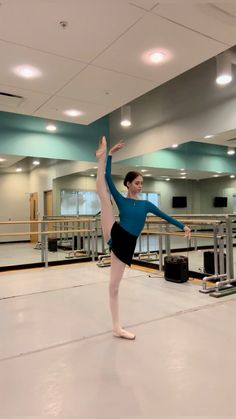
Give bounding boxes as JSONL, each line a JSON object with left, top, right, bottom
{"left": 44, "top": 190, "right": 53, "bottom": 216}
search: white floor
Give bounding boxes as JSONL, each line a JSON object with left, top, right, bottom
{"left": 0, "top": 262, "right": 236, "bottom": 417}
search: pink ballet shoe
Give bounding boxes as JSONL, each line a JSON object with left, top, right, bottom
{"left": 113, "top": 329, "right": 136, "bottom": 340}
{"left": 95, "top": 135, "right": 107, "bottom": 158}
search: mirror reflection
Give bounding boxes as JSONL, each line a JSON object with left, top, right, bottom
{"left": 1, "top": 141, "right": 236, "bottom": 278}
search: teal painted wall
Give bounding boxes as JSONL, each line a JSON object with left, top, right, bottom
{"left": 0, "top": 111, "right": 109, "bottom": 161}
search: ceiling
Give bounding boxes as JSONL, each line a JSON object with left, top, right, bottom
{"left": 0, "top": 0, "right": 235, "bottom": 127}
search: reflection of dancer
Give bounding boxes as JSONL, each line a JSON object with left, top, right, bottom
{"left": 96, "top": 136, "right": 191, "bottom": 340}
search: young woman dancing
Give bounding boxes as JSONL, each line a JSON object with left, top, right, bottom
{"left": 96, "top": 136, "right": 191, "bottom": 340}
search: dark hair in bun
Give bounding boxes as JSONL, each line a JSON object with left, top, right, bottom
{"left": 123, "top": 171, "right": 142, "bottom": 187}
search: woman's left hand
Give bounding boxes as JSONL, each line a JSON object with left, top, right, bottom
{"left": 184, "top": 225, "right": 191, "bottom": 239}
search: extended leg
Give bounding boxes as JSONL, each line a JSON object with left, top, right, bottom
{"left": 96, "top": 136, "right": 115, "bottom": 241}
{"left": 109, "top": 251, "right": 136, "bottom": 340}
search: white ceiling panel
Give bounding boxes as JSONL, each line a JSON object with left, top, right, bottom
{"left": 0, "top": 85, "right": 51, "bottom": 115}
{"left": 58, "top": 65, "right": 157, "bottom": 107}
{"left": 153, "top": 2, "right": 236, "bottom": 45}
{"left": 0, "top": 0, "right": 145, "bottom": 62}
{"left": 34, "top": 96, "right": 111, "bottom": 125}
{"left": 93, "top": 13, "right": 227, "bottom": 83}
{"left": 0, "top": 40, "right": 86, "bottom": 95}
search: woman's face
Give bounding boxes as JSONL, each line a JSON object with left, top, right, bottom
{"left": 127, "top": 175, "right": 143, "bottom": 194}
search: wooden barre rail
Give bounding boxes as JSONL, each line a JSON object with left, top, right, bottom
{"left": 146, "top": 218, "right": 225, "bottom": 225}
{"left": 142, "top": 229, "right": 225, "bottom": 239}
{"left": 0, "top": 229, "right": 95, "bottom": 237}
{"left": 0, "top": 218, "right": 96, "bottom": 225}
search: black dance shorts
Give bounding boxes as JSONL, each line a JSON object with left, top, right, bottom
{"left": 109, "top": 222, "right": 137, "bottom": 266}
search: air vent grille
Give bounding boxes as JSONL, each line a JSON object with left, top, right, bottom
{"left": 0, "top": 91, "right": 25, "bottom": 107}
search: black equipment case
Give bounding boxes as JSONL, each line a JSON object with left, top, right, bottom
{"left": 203, "top": 251, "right": 226, "bottom": 275}
{"left": 164, "top": 255, "right": 189, "bottom": 283}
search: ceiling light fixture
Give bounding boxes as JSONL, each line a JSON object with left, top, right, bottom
{"left": 64, "top": 109, "right": 82, "bottom": 117}
{"left": 216, "top": 51, "right": 233, "bottom": 85}
{"left": 230, "top": 175, "right": 235, "bottom": 178}
{"left": 0, "top": 157, "right": 6, "bottom": 162}
{"left": 16, "top": 168, "right": 22, "bottom": 172}
{"left": 149, "top": 51, "right": 166, "bottom": 63}
{"left": 120, "top": 105, "right": 131, "bottom": 127}
{"left": 143, "top": 49, "right": 170, "bottom": 65}
{"left": 227, "top": 147, "right": 235, "bottom": 155}
{"left": 204, "top": 135, "right": 214, "bottom": 139}
{"left": 165, "top": 178, "right": 170, "bottom": 181}
{"left": 13, "top": 65, "right": 41, "bottom": 79}
{"left": 172, "top": 144, "right": 178, "bottom": 148}
{"left": 46, "top": 122, "right": 57, "bottom": 132}
{"left": 33, "top": 160, "right": 40, "bottom": 166}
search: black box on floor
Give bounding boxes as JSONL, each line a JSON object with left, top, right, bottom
{"left": 48, "top": 238, "right": 58, "bottom": 252}
{"left": 164, "top": 255, "right": 189, "bottom": 283}
{"left": 203, "top": 251, "right": 226, "bottom": 274}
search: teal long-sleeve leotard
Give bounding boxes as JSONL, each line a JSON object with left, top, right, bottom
{"left": 105, "top": 155, "right": 185, "bottom": 237}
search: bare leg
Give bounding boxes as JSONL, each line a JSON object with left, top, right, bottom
{"left": 96, "top": 136, "right": 115, "bottom": 241}
{"left": 109, "top": 251, "right": 136, "bottom": 340}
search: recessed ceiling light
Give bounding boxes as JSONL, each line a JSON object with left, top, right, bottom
{"left": 13, "top": 65, "right": 41, "bottom": 79}
{"left": 181, "top": 172, "right": 187, "bottom": 175}
{"left": 64, "top": 109, "right": 83, "bottom": 117}
{"left": 33, "top": 160, "right": 40, "bottom": 166}
{"left": 180, "top": 176, "right": 186, "bottom": 179}
{"left": 0, "top": 158, "right": 6, "bottom": 162}
{"left": 213, "top": 174, "right": 219, "bottom": 177}
{"left": 93, "top": 166, "right": 98, "bottom": 169}
{"left": 149, "top": 51, "right": 166, "bottom": 63}
{"left": 144, "top": 174, "right": 152, "bottom": 177}
{"left": 141, "top": 169, "right": 148, "bottom": 173}
{"left": 90, "top": 174, "right": 95, "bottom": 177}
{"left": 143, "top": 49, "right": 170, "bottom": 65}
{"left": 165, "top": 178, "right": 170, "bottom": 181}
{"left": 172, "top": 144, "right": 178, "bottom": 148}
{"left": 230, "top": 175, "right": 235, "bottom": 178}
{"left": 16, "top": 168, "right": 22, "bottom": 172}
{"left": 204, "top": 135, "right": 214, "bottom": 139}
{"left": 180, "top": 168, "right": 185, "bottom": 171}
{"left": 46, "top": 123, "right": 57, "bottom": 132}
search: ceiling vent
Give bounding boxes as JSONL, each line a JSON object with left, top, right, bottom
{"left": 0, "top": 91, "right": 25, "bottom": 108}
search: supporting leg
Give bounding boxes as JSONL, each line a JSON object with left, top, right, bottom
{"left": 109, "top": 251, "right": 136, "bottom": 340}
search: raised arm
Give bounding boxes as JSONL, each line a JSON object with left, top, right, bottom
{"left": 105, "top": 141, "right": 125, "bottom": 205}
{"left": 147, "top": 202, "right": 191, "bottom": 239}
